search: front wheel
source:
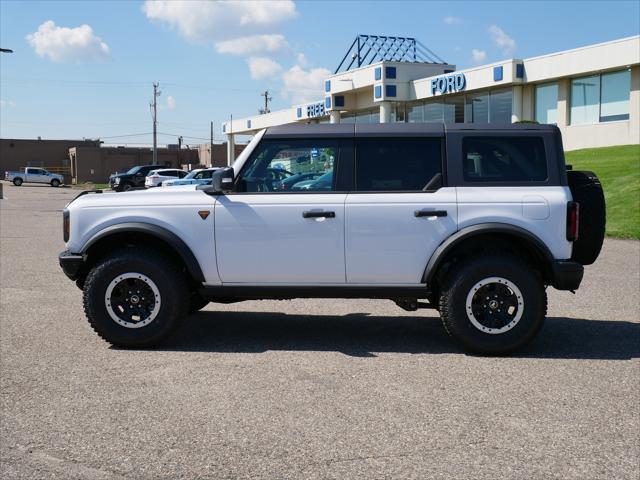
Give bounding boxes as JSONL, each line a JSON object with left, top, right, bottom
{"left": 83, "top": 248, "right": 189, "bottom": 348}
{"left": 13, "top": 178, "right": 23, "bottom": 186}
{"left": 439, "top": 255, "right": 546, "bottom": 355}
{"left": 51, "top": 178, "right": 60, "bottom": 187}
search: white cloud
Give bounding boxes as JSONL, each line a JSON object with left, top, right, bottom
{"left": 247, "top": 57, "right": 283, "bottom": 80}
{"left": 281, "top": 65, "right": 331, "bottom": 104}
{"left": 215, "top": 34, "right": 288, "bottom": 55}
{"left": 26, "top": 20, "right": 110, "bottom": 63}
{"left": 443, "top": 16, "right": 462, "bottom": 25}
{"left": 471, "top": 49, "right": 487, "bottom": 64}
{"left": 488, "top": 24, "right": 516, "bottom": 57}
{"left": 296, "top": 52, "right": 308, "bottom": 67}
{"left": 166, "top": 95, "right": 176, "bottom": 109}
{"left": 142, "top": 0, "right": 297, "bottom": 44}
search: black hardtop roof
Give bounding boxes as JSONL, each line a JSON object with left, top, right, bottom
{"left": 264, "top": 122, "right": 559, "bottom": 138}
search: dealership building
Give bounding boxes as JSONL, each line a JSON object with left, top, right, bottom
{"left": 223, "top": 35, "right": 639, "bottom": 161}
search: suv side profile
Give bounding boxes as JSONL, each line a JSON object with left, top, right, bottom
{"left": 59, "top": 124, "right": 605, "bottom": 354}
{"left": 109, "top": 165, "right": 164, "bottom": 191}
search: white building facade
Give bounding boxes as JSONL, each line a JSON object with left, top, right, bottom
{"left": 223, "top": 36, "right": 640, "bottom": 161}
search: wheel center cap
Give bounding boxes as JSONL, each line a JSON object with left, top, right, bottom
{"left": 488, "top": 300, "right": 499, "bottom": 310}
{"left": 130, "top": 295, "right": 140, "bottom": 304}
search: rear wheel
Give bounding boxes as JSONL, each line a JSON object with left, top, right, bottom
{"left": 121, "top": 183, "right": 133, "bottom": 192}
{"left": 13, "top": 178, "right": 23, "bottom": 186}
{"left": 439, "top": 255, "right": 546, "bottom": 354}
{"left": 83, "top": 248, "right": 189, "bottom": 348}
{"left": 51, "top": 178, "right": 60, "bottom": 187}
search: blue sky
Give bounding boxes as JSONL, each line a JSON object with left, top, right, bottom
{"left": 1, "top": 0, "right": 638, "bottom": 145}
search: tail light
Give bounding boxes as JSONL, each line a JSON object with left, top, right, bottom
{"left": 566, "top": 201, "right": 579, "bottom": 241}
{"left": 63, "top": 209, "right": 70, "bottom": 242}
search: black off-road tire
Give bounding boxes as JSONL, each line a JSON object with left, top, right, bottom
{"left": 51, "top": 178, "right": 60, "bottom": 187}
{"left": 567, "top": 170, "right": 606, "bottom": 265}
{"left": 83, "top": 248, "right": 189, "bottom": 348}
{"left": 13, "top": 178, "right": 23, "bottom": 186}
{"left": 439, "top": 255, "right": 547, "bottom": 355}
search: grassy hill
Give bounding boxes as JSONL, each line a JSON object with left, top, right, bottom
{"left": 565, "top": 144, "right": 639, "bottom": 239}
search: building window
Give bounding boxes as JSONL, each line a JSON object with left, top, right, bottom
{"left": 535, "top": 82, "right": 558, "bottom": 124}
{"left": 406, "top": 101, "right": 424, "bottom": 123}
{"left": 489, "top": 88, "right": 513, "bottom": 123}
{"left": 600, "top": 69, "right": 631, "bottom": 122}
{"left": 424, "top": 102, "right": 444, "bottom": 122}
{"left": 570, "top": 75, "right": 600, "bottom": 125}
{"left": 385, "top": 66, "right": 397, "bottom": 79}
{"left": 465, "top": 92, "right": 489, "bottom": 123}
{"left": 444, "top": 96, "right": 465, "bottom": 123}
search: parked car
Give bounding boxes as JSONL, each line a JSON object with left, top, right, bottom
{"left": 5, "top": 167, "right": 64, "bottom": 187}
{"left": 145, "top": 169, "right": 188, "bottom": 188}
{"left": 59, "top": 123, "right": 605, "bottom": 354}
{"left": 275, "top": 171, "right": 324, "bottom": 190}
{"left": 291, "top": 171, "right": 333, "bottom": 191}
{"left": 161, "top": 168, "right": 220, "bottom": 187}
{"left": 109, "top": 165, "right": 163, "bottom": 191}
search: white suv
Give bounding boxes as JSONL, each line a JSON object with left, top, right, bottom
{"left": 59, "top": 124, "right": 605, "bottom": 354}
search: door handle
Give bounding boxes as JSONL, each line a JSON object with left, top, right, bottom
{"left": 414, "top": 209, "right": 448, "bottom": 218}
{"left": 303, "top": 210, "right": 336, "bottom": 219}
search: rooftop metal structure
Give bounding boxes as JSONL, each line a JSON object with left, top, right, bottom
{"left": 335, "top": 34, "right": 446, "bottom": 73}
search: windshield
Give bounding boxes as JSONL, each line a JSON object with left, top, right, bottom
{"left": 126, "top": 166, "right": 142, "bottom": 175}
{"left": 184, "top": 170, "right": 201, "bottom": 179}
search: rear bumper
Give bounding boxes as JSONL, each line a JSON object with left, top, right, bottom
{"left": 59, "top": 251, "right": 85, "bottom": 281}
{"left": 550, "top": 260, "right": 584, "bottom": 291}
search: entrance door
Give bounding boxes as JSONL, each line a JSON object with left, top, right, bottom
{"left": 214, "top": 138, "right": 347, "bottom": 284}
{"left": 345, "top": 136, "right": 457, "bottom": 284}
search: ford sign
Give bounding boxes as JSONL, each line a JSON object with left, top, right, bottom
{"left": 430, "top": 73, "right": 466, "bottom": 95}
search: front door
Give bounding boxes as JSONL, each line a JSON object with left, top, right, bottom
{"left": 345, "top": 136, "right": 458, "bottom": 284}
{"left": 214, "top": 138, "right": 347, "bottom": 284}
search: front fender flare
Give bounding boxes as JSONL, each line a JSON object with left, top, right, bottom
{"left": 422, "top": 223, "right": 555, "bottom": 285}
{"left": 81, "top": 222, "right": 205, "bottom": 283}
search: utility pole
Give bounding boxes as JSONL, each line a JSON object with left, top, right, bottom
{"left": 259, "top": 90, "right": 272, "bottom": 114}
{"left": 178, "top": 135, "right": 183, "bottom": 165}
{"left": 210, "top": 121, "right": 214, "bottom": 166}
{"left": 150, "top": 82, "right": 161, "bottom": 164}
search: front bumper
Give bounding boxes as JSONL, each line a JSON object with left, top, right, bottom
{"left": 550, "top": 260, "right": 584, "bottom": 291}
{"left": 59, "top": 251, "right": 85, "bottom": 280}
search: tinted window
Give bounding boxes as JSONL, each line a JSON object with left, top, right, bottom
{"left": 462, "top": 136, "right": 547, "bottom": 182}
{"left": 355, "top": 138, "right": 441, "bottom": 191}
{"left": 238, "top": 139, "right": 338, "bottom": 192}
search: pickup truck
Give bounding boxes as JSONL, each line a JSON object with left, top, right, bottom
{"left": 5, "top": 167, "right": 64, "bottom": 187}
{"left": 59, "top": 123, "right": 605, "bottom": 354}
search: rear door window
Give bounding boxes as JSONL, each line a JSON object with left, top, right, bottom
{"left": 354, "top": 138, "right": 442, "bottom": 191}
{"left": 462, "top": 136, "right": 547, "bottom": 182}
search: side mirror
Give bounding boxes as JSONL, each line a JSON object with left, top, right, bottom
{"left": 210, "top": 167, "right": 234, "bottom": 193}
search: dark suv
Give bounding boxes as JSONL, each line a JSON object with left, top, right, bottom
{"left": 109, "top": 165, "right": 164, "bottom": 191}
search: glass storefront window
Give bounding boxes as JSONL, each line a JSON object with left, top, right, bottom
{"left": 341, "top": 113, "right": 355, "bottom": 124}
{"left": 444, "top": 96, "right": 464, "bottom": 123}
{"left": 489, "top": 88, "right": 512, "bottom": 123}
{"left": 535, "top": 83, "right": 558, "bottom": 124}
{"left": 355, "top": 110, "right": 373, "bottom": 123}
{"left": 424, "top": 102, "right": 444, "bottom": 122}
{"left": 600, "top": 69, "right": 630, "bottom": 122}
{"left": 406, "top": 102, "right": 424, "bottom": 123}
{"left": 571, "top": 75, "right": 600, "bottom": 125}
{"left": 465, "top": 93, "right": 489, "bottom": 123}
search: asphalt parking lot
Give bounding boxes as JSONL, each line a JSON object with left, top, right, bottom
{"left": 1, "top": 183, "right": 638, "bottom": 479}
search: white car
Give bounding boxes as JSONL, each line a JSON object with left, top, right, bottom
{"left": 144, "top": 168, "right": 188, "bottom": 188}
{"left": 59, "top": 124, "right": 605, "bottom": 354}
{"left": 161, "top": 168, "right": 220, "bottom": 187}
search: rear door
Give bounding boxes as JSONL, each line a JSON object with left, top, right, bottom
{"left": 345, "top": 134, "right": 457, "bottom": 284}
{"left": 214, "top": 137, "right": 349, "bottom": 284}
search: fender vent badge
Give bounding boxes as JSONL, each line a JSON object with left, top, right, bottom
{"left": 198, "top": 210, "right": 210, "bottom": 220}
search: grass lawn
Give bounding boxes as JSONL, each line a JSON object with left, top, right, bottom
{"left": 565, "top": 144, "right": 640, "bottom": 239}
{"left": 71, "top": 183, "right": 110, "bottom": 190}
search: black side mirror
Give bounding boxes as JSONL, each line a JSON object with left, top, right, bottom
{"left": 210, "top": 167, "right": 234, "bottom": 193}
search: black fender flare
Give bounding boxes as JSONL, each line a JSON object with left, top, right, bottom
{"left": 81, "top": 222, "right": 205, "bottom": 283}
{"left": 422, "top": 223, "right": 555, "bottom": 284}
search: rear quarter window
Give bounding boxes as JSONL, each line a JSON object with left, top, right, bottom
{"left": 462, "top": 136, "right": 547, "bottom": 182}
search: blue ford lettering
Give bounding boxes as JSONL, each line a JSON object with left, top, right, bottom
{"left": 430, "top": 73, "right": 466, "bottom": 95}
